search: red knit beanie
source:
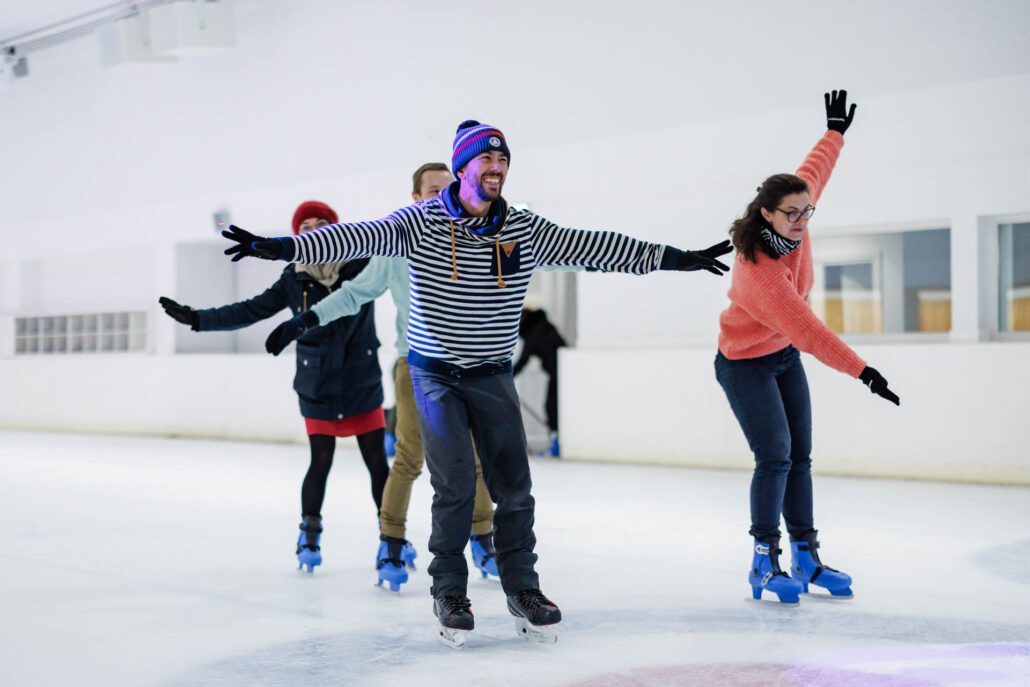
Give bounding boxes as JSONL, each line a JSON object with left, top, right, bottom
{"left": 291, "top": 200, "right": 338, "bottom": 235}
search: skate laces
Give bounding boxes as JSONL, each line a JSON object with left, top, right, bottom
{"left": 514, "top": 588, "right": 554, "bottom": 610}
{"left": 438, "top": 595, "right": 472, "bottom": 615}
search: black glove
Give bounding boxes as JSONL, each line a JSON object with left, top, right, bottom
{"left": 859, "top": 366, "right": 900, "bottom": 406}
{"left": 158, "top": 296, "right": 198, "bottom": 330}
{"left": 265, "top": 310, "right": 320, "bottom": 356}
{"left": 673, "top": 240, "right": 733, "bottom": 275}
{"left": 222, "top": 224, "right": 291, "bottom": 262}
{"left": 825, "top": 90, "right": 856, "bottom": 135}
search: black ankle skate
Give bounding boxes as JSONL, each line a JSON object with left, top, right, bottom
{"left": 433, "top": 594, "right": 474, "bottom": 649}
{"left": 506, "top": 588, "right": 561, "bottom": 644}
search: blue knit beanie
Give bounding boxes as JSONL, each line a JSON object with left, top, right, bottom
{"left": 451, "top": 120, "right": 510, "bottom": 175}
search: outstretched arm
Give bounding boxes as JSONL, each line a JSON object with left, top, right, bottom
{"left": 529, "top": 213, "right": 731, "bottom": 276}
{"left": 223, "top": 204, "right": 428, "bottom": 264}
{"left": 310, "top": 257, "right": 393, "bottom": 326}
{"left": 171, "top": 275, "right": 290, "bottom": 332}
{"left": 265, "top": 257, "right": 399, "bottom": 356}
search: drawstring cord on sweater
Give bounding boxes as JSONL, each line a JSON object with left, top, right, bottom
{"left": 495, "top": 236, "right": 507, "bottom": 288}
{"left": 449, "top": 220, "right": 459, "bottom": 281}
{"left": 449, "top": 219, "right": 508, "bottom": 288}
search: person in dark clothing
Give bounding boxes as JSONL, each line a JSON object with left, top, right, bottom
{"left": 513, "top": 307, "right": 566, "bottom": 456}
{"left": 158, "top": 200, "right": 388, "bottom": 574}
{"left": 220, "top": 119, "right": 732, "bottom": 647}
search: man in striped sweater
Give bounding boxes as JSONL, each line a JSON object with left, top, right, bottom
{"left": 223, "top": 120, "right": 732, "bottom": 647}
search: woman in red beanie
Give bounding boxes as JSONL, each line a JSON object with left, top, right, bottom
{"left": 715, "top": 92, "right": 900, "bottom": 605}
{"left": 160, "top": 200, "right": 388, "bottom": 574}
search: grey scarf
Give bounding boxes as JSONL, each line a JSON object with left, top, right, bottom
{"left": 295, "top": 262, "right": 345, "bottom": 289}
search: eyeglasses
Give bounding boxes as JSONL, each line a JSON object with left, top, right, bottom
{"left": 774, "top": 206, "right": 816, "bottom": 223}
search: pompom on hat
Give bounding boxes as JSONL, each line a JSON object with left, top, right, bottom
{"left": 291, "top": 200, "right": 338, "bottom": 235}
{"left": 451, "top": 120, "right": 510, "bottom": 175}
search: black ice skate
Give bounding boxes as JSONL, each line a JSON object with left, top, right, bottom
{"left": 433, "top": 594, "right": 474, "bottom": 649}
{"left": 506, "top": 588, "right": 561, "bottom": 644}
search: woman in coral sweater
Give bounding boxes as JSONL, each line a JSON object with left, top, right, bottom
{"left": 715, "top": 91, "right": 900, "bottom": 605}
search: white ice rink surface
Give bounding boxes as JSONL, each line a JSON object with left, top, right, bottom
{"left": 1, "top": 430, "right": 1028, "bottom": 687}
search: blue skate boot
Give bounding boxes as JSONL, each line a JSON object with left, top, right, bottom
{"left": 376, "top": 535, "right": 409, "bottom": 592}
{"left": 296, "top": 515, "right": 322, "bottom": 574}
{"left": 749, "top": 537, "right": 803, "bottom": 605}
{"left": 790, "top": 531, "right": 853, "bottom": 598}
{"left": 469, "top": 532, "right": 499, "bottom": 579}
{"left": 384, "top": 432, "right": 397, "bottom": 457}
{"left": 400, "top": 540, "right": 417, "bottom": 569}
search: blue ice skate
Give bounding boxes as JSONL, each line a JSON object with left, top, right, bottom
{"left": 749, "top": 539, "right": 803, "bottom": 604}
{"left": 296, "top": 516, "right": 323, "bottom": 574}
{"left": 376, "top": 537, "right": 409, "bottom": 592}
{"left": 470, "top": 533, "right": 499, "bottom": 579}
{"left": 400, "top": 540, "right": 418, "bottom": 569}
{"left": 384, "top": 432, "right": 397, "bottom": 457}
{"left": 790, "top": 532, "right": 853, "bottom": 598}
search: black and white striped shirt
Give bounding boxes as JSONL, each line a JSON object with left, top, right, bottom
{"left": 288, "top": 197, "right": 667, "bottom": 367}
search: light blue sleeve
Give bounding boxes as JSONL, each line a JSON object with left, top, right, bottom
{"left": 311, "top": 257, "right": 391, "bottom": 325}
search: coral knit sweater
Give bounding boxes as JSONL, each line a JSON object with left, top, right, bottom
{"left": 718, "top": 130, "right": 866, "bottom": 378}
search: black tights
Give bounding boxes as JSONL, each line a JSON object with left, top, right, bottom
{"left": 301, "top": 429, "right": 389, "bottom": 518}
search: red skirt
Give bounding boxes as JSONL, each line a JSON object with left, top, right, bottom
{"left": 305, "top": 406, "right": 385, "bottom": 437}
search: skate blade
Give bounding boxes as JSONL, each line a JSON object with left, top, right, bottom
{"left": 747, "top": 589, "right": 800, "bottom": 606}
{"left": 514, "top": 617, "right": 558, "bottom": 644}
{"left": 746, "top": 595, "right": 800, "bottom": 607}
{"left": 804, "top": 589, "right": 854, "bottom": 600}
{"left": 437, "top": 626, "right": 468, "bottom": 649}
{"left": 376, "top": 579, "right": 404, "bottom": 592}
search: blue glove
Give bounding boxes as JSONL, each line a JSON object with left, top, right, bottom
{"left": 266, "top": 310, "right": 320, "bottom": 355}
{"left": 222, "top": 224, "right": 294, "bottom": 262}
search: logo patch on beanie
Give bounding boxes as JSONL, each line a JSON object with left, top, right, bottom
{"left": 489, "top": 136, "right": 501, "bottom": 147}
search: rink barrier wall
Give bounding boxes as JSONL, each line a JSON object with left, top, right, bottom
{"left": 1, "top": 341, "right": 1026, "bottom": 486}
{"left": 558, "top": 342, "right": 1030, "bottom": 487}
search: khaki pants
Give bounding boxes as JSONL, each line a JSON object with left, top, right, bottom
{"left": 379, "top": 357, "right": 494, "bottom": 538}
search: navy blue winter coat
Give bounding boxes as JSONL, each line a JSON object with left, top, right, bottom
{"left": 194, "top": 260, "right": 383, "bottom": 421}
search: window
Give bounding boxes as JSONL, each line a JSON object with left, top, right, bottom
{"left": 810, "top": 228, "right": 951, "bottom": 335}
{"left": 999, "top": 222, "right": 1030, "bottom": 332}
{"left": 15, "top": 312, "right": 146, "bottom": 355}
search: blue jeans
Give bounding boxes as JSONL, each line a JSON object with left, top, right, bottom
{"left": 409, "top": 362, "right": 539, "bottom": 597}
{"left": 714, "top": 346, "right": 815, "bottom": 541}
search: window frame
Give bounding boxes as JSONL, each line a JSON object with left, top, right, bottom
{"left": 988, "top": 213, "right": 1030, "bottom": 341}
{"left": 809, "top": 219, "right": 953, "bottom": 343}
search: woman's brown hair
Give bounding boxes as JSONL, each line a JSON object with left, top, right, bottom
{"left": 729, "top": 174, "right": 809, "bottom": 263}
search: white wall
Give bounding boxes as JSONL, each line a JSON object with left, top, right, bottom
{"left": 1, "top": 1, "right": 1028, "bottom": 483}
{"left": 560, "top": 343, "right": 1030, "bottom": 485}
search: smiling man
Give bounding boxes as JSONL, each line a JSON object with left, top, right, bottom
{"left": 222, "top": 119, "right": 733, "bottom": 648}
